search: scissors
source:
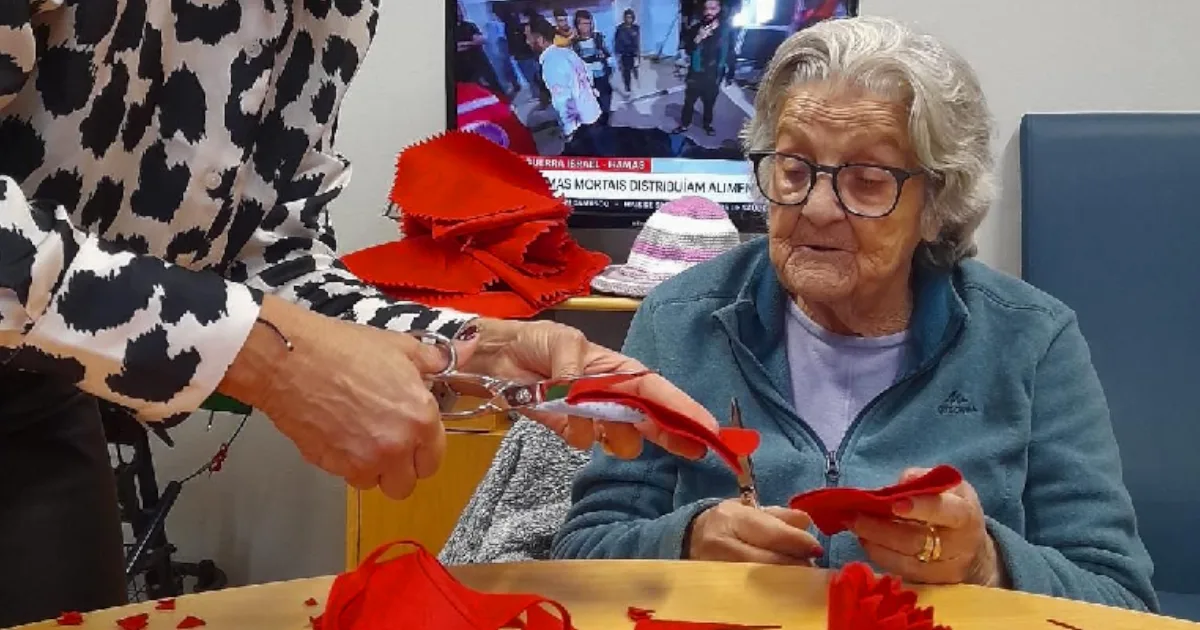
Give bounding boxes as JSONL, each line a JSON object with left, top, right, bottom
{"left": 409, "top": 330, "right": 652, "bottom": 428}
{"left": 729, "top": 397, "right": 761, "bottom": 508}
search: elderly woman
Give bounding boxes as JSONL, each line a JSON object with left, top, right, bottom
{"left": 550, "top": 16, "right": 1157, "bottom": 612}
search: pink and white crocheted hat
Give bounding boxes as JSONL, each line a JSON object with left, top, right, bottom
{"left": 590, "top": 196, "right": 740, "bottom": 298}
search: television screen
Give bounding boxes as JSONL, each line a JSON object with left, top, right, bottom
{"left": 447, "top": 0, "right": 858, "bottom": 230}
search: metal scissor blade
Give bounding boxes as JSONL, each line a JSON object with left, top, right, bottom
{"left": 730, "top": 397, "right": 760, "bottom": 508}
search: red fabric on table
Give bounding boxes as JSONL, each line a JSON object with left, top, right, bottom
{"left": 55, "top": 612, "right": 84, "bottom": 626}
{"left": 341, "top": 131, "right": 609, "bottom": 319}
{"left": 565, "top": 374, "right": 760, "bottom": 474}
{"left": 116, "top": 613, "right": 150, "bottom": 630}
{"left": 321, "top": 540, "right": 575, "bottom": 630}
{"left": 827, "top": 563, "right": 951, "bottom": 630}
{"left": 789, "top": 465, "right": 964, "bottom": 535}
{"left": 626, "top": 606, "right": 780, "bottom": 629}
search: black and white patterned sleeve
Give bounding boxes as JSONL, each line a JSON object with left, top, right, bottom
{"left": 230, "top": 148, "right": 477, "bottom": 339}
{"left": 0, "top": 178, "right": 264, "bottom": 422}
{"left": 1, "top": 0, "right": 261, "bottom": 422}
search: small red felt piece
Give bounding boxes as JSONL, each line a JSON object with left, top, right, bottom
{"left": 627, "top": 607, "right": 655, "bottom": 621}
{"left": 55, "top": 611, "right": 83, "bottom": 626}
{"left": 634, "top": 621, "right": 781, "bottom": 629}
{"left": 790, "top": 465, "right": 964, "bottom": 535}
{"left": 177, "top": 615, "right": 207, "bottom": 629}
{"left": 156, "top": 597, "right": 176, "bottom": 610}
{"left": 310, "top": 615, "right": 324, "bottom": 630}
{"left": 565, "top": 381, "right": 759, "bottom": 474}
{"left": 305, "top": 597, "right": 319, "bottom": 607}
{"left": 116, "top": 612, "right": 150, "bottom": 630}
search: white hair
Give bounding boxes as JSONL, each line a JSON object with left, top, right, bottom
{"left": 741, "top": 16, "right": 996, "bottom": 268}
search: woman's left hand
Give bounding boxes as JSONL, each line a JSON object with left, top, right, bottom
{"left": 848, "top": 468, "right": 1006, "bottom": 587}
{"left": 460, "top": 318, "right": 718, "bottom": 461}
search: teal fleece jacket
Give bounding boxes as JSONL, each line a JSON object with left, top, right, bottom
{"left": 551, "top": 238, "right": 1157, "bottom": 612}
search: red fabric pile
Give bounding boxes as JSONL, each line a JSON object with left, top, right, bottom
{"left": 341, "top": 131, "right": 610, "bottom": 319}
{"left": 318, "top": 540, "right": 575, "bottom": 630}
{"left": 789, "top": 466, "right": 964, "bottom": 535}
{"left": 827, "top": 563, "right": 952, "bottom": 630}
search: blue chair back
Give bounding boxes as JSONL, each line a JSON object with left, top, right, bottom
{"left": 1019, "top": 113, "right": 1200, "bottom": 601}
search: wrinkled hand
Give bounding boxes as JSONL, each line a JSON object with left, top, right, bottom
{"left": 849, "top": 467, "right": 1004, "bottom": 586}
{"left": 687, "top": 499, "right": 823, "bottom": 565}
{"left": 461, "top": 318, "right": 719, "bottom": 460}
{"left": 220, "top": 296, "right": 475, "bottom": 501}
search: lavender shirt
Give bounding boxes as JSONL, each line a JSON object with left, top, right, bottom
{"left": 785, "top": 302, "right": 909, "bottom": 452}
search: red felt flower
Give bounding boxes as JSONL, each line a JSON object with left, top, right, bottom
{"left": 156, "top": 598, "right": 176, "bottom": 610}
{"left": 177, "top": 615, "right": 207, "bottom": 628}
{"left": 790, "top": 466, "right": 964, "bottom": 535}
{"left": 55, "top": 611, "right": 84, "bottom": 626}
{"left": 827, "top": 563, "right": 951, "bottom": 630}
{"left": 116, "top": 612, "right": 150, "bottom": 630}
{"left": 321, "top": 540, "right": 574, "bottom": 630}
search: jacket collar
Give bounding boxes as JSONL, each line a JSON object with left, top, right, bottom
{"left": 712, "top": 242, "right": 968, "bottom": 408}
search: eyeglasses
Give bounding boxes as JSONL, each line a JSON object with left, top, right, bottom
{"left": 747, "top": 151, "right": 925, "bottom": 218}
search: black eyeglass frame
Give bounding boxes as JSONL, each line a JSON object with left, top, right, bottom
{"left": 747, "top": 150, "right": 926, "bottom": 218}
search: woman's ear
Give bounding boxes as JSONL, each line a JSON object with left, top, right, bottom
{"left": 918, "top": 194, "right": 941, "bottom": 243}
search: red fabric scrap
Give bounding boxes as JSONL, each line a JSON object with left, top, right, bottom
{"left": 827, "top": 562, "right": 951, "bottom": 630}
{"left": 116, "top": 612, "right": 150, "bottom": 630}
{"left": 305, "top": 597, "right": 320, "bottom": 607}
{"left": 341, "top": 131, "right": 610, "bottom": 319}
{"left": 55, "top": 611, "right": 84, "bottom": 626}
{"left": 789, "top": 466, "right": 963, "bottom": 535}
{"left": 565, "top": 375, "right": 760, "bottom": 474}
{"left": 321, "top": 540, "right": 575, "bottom": 630}
{"left": 156, "top": 598, "right": 176, "bottom": 610}
{"left": 177, "top": 615, "right": 207, "bottom": 629}
{"left": 626, "top": 607, "right": 779, "bottom": 629}
{"left": 311, "top": 615, "right": 324, "bottom": 630}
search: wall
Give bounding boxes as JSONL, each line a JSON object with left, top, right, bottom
{"left": 154, "top": 0, "right": 1200, "bottom": 587}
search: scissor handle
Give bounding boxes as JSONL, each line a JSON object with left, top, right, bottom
{"left": 407, "top": 329, "right": 458, "bottom": 377}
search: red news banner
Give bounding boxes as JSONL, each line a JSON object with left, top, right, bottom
{"left": 524, "top": 156, "right": 754, "bottom": 204}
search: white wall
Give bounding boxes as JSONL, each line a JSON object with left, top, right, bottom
{"left": 156, "top": 0, "right": 1200, "bottom": 586}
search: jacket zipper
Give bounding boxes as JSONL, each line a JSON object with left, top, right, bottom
{"left": 805, "top": 315, "right": 966, "bottom": 568}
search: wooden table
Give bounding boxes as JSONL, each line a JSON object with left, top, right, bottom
{"left": 12, "top": 560, "right": 1196, "bottom": 629}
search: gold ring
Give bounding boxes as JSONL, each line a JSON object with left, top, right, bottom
{"left": 916, "top": 526, "right": 941, "bottom": 563}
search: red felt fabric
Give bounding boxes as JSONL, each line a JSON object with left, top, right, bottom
{"left": 177, "top": 615, "right": 207, "bottom": 629}
{"left": 565, "top": 376, "right": 760, "bottom": 474}
{"left": 116, "top": 613, "right": 150, "bottom": 630}
{"left": 342, "top": 131, "right": 609, "bottom": 319}
{"left": 55, "top": 612, "right": 83, "bottom": 626}
{"left": 321, "top": 540, "right": 575, "bottom": 630}
{"left": 155, "top": 598, "right": 176, "bottom": 611}
{"left": 789, "top": 466, "right": 964, "bottom": 535}
{"left": 626, "top": 607, "right": 780, "bottom": 629}
{"left": 827, "top": 563, "right": 951, "bottom": 630}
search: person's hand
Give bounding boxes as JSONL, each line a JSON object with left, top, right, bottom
{"left": 218, "top": 296, "right": 476, "bottom": 501}
{"left": 687, "top": 500, "right": 823, "bottom": 564}
{"left": 848, "top": 468, "right": 1005, "bottom": 586}
{"left": 460, "top": 318, "right": 719, "bottom": 460}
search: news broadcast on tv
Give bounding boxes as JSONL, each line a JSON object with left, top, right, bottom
{"left": 450, "top": 0, "right": 857, "bottom": 229}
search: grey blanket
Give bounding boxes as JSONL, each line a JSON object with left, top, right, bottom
{"left": 438, "top": 417, "right": 591, "bottom": 565}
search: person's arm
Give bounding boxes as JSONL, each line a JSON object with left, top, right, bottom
{"left": 0, "top": 175, "right": 264, "bottom": 424}
{"left": 984, "top": 312, "right": 1157, "bottom": 611}
{"left": 551, "top": 301, "right": 721, "bottom": 560}
{"left": 225, "top": 145, "right": 475, "bottom": 341}
{"left": 541, "top": 55, "right": 579, "bottom": 128}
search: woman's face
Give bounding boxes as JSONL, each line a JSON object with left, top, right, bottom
{"left": 766, "top": 82, "right": 928, "bottom": 308}
{"left": 577, "top": 18, "right": 594, "bottom": 37}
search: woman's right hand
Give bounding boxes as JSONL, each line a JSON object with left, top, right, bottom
{"left": 687, "top": 499, "right": 824, "bottom": 564}
{"left": 218, "top": 296, "right": 474, "bottom": 501}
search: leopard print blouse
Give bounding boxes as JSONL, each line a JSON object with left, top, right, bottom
{"left": 0, "top": 0, "right": 471, "bottom": 424}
